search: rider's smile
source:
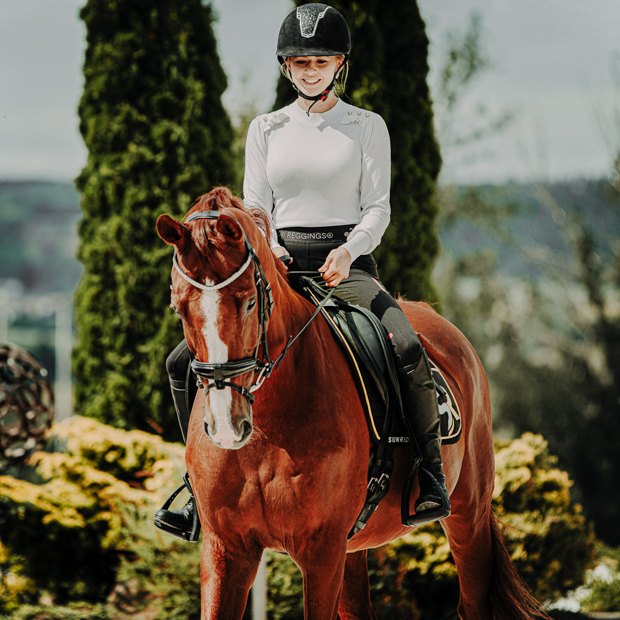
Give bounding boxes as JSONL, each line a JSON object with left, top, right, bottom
{"left": 287, "top": 56, "right": 342, "bottom": 97}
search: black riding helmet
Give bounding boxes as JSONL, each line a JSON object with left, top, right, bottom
{"left": 277, "top": 3, "right": 351, "bottom": 63}
{"left": 276, "top": 4, "right": 350, "bottom": 108}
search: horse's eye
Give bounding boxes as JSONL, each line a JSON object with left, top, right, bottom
{"left": 246, "top": 297, "right": 257, "bottom": 313}
{"left": 172, "top": 306, "right": 183, "bottom": 326}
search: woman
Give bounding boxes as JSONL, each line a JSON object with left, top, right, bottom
{"left": 155, "top": 3, "right": 449, "bottom": 542}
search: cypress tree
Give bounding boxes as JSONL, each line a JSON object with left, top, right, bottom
{"left": 73, "top": 0, "right": 234, "bottom": 439}
{"left": 273, "top": 0, "right": 442, "bottom": 302}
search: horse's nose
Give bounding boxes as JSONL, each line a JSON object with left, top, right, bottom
{"left": 203, "top": 415, "right": 253, "bottom": 448}
{"left": 239, "top": 419, "right": 252, "bottom": 442}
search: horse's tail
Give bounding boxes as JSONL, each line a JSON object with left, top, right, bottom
{"left": 488, "top": 513, "right": 552, "bottom": 620}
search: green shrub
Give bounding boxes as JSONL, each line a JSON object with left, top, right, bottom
{"left": 0, "top": 542, "right": 39, "bottom": 616}
{"left": 368, "top": 524, "right": 459, "bottom": 620}
{"left": 580, "top": 545, "right": 620, "bottom": 613}
{"left": 0, "top": 417, "right": 185, "bottom": 607}
{"left": 493, "top": 433, "right": 597, "bottom": 601}
{"left": 267, "top": 551, "right": 304, "bottom": 620}
{"left": 112, "top": 522, "right": 202, "bottom": 620}
{"left": 73, "top": 0, "right": 234, "bottom": 439}
{"left": 0, "top": 603, "right": 111, "bottom": 620}
{"left": 1, "top": 422, "right": 596, "bottom": 618}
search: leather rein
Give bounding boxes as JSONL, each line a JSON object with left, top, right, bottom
{"left": 172, "top": 210, "right": 334, "bottom": 405}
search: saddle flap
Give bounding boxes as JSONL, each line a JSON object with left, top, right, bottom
{"left": 324, "top": 305, "right": 389, "bottom": 403}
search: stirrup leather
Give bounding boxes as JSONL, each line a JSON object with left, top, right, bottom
{"left": 154, "top": 473, "right": 201, "bottom": 542}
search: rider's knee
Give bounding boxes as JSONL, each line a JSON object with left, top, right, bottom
{"left": 383, "top": 313, "right": 423, "bottom": 368}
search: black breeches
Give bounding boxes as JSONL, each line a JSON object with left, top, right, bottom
{"left": 321, "top": 270, "right": 423, "bottom": 368}
{"left": 278, "top": 227, "right": 424, "bottom": 370}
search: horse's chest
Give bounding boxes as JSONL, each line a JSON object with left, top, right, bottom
{"left": 206, "top": 453, "right": 355, "bottom": 538}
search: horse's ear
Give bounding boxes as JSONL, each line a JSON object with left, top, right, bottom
{"left": 157, "top": 214, "right": 190, "bottom": 249}
{"left": 216, "top": 214, "right": 243, "bottom": 243}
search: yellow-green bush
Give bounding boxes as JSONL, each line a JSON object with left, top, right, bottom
{"left": 0, "top": 416, "right": 185, "bottom": 610}
{"left": 579, "top": 544, "right": 620, "bottom": 613}
{"left": 368, "top": 524, "right": 459, "bottom": 620}
{"left": 493, "top": 433, "right": 596, "bottom": 601}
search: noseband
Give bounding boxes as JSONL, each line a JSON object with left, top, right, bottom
{"left": 173, "top": 209, "right": 334, "bottom": 410}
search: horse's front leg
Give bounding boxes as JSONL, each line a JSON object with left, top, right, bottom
{"left": 200, "top": 531, "right": 262, "bottom": 620}
{"left": 291, "top": 538, "right": 347, "bottom": 620}
{"left": 338, "top": 550, "right": 377, "bottom": 620}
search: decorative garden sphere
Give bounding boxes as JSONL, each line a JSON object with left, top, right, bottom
{"left": 0, "top": 343, "right": 54, "bottom": 470}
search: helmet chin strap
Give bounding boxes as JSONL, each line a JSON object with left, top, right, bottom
{"left": 290, "top": 64, "right": 344, "bottom": 116}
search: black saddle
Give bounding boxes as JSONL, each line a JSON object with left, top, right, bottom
{"left": 292, "top": 273, "right": 461, "bottom": 538}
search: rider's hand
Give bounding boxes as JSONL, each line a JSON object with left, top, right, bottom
{"left": 272, "top": 246, "right": 288, "bottom": 259}
{"left": 272, "top": 246, "right": 292, "bottom": 265}
{"left": 318, "top": 247, "right": 351, "bottom": 287}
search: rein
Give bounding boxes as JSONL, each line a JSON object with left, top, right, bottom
{"left": 173, "top": 210, "right": 334, "bottom": 405}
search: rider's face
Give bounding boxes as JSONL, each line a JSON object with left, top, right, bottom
{"left": 286, "top": 56, "right": 343, "bottom": 97}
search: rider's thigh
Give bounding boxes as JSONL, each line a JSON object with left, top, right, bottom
{"left": 334, "top": 270, "right": 423, "bottom": 367}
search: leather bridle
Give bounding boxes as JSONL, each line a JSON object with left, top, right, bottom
{"left": 172, "top": 210, "right": 334, "bottom": 406}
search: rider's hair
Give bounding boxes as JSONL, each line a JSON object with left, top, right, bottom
{"left": 281, "top": 55, "right": 349, "bottom": 98}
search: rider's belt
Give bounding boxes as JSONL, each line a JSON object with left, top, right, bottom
{"left": 277, "top": 225, "right": 356, "bottom": 244}
{"left": 278, "top": 225, "right": 378, "bottom": 275}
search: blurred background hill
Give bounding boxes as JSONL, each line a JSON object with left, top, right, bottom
{"left": 2, "top": 176, "right": 618, "bottom": 293}
{"left": 0, "top": 181, "right": 82, "bottom": 295}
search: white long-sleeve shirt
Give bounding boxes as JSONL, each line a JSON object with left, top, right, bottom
{"left": 243, "top": 98, "right": 391, "bottom": 262}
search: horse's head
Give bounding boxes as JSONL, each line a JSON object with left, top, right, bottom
{"left": 156, "top": 188, "right": 281, "bottom": 450}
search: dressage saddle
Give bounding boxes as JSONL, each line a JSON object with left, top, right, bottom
{"left": 291, "top": 273, "right": 460, "bottom": 538}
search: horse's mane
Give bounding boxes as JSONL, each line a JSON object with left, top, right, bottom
{"left": 184, "top": 187, "right": 288, "bottom": 279}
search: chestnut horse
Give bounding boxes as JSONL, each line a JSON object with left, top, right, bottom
{"left": 156, "top": 187, "right": 546, "bottom": 620}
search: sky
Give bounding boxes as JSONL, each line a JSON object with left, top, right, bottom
{"left": 0, "top": 0, "right": 619, "bottom": 185}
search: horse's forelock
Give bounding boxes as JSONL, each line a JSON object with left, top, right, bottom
{"left": 186, "top": 187, "right": 246, "bottom": 220}
{"left": 184, "top": 187, "right": 246, "bottom": 255}
{"left": 182, "top": 187, "right": 287, "bottom": 279}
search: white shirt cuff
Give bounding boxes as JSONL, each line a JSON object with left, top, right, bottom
{"left": 342, "top": 231, "right": 372, "bottom": 263}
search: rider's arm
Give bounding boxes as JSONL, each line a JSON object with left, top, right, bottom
{"left": 243, "top": 117, "right": 286, "bottom": 253}
{"left": 341, "top": 113, "right": 391, "bottom": 261}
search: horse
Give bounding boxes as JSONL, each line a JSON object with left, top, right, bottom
{"left": 156, "top": 186, "right": 547, "bottom": 620}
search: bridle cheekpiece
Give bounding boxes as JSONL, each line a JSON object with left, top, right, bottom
{"left": 173, "top": 210, "right": 275, "bottom": 406}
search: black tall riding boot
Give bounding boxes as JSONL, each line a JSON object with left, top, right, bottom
{"left": 154, "top": 343, "right": 201, "bottom": 542}
{"left": 398, "top": 350, "right": 451, "bottom": 517}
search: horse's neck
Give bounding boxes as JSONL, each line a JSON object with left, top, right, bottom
{"left": 268, "top": 274, "right": 318, "bottom": 351}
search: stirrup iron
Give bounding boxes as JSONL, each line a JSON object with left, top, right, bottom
{"left": 154, "top": 473, "right": 201, "bottom": 542}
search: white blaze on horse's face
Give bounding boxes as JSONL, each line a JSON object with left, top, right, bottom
{"left": 199, "top": 287, "right": 250, "bottom": 449}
